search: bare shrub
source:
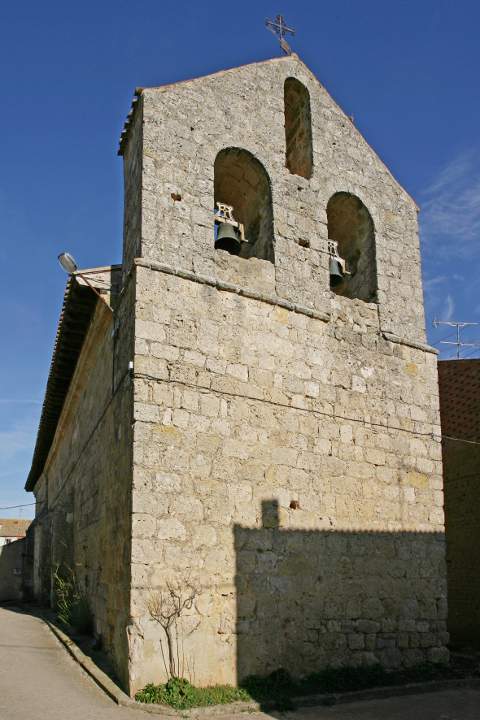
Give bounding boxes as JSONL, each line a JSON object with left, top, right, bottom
{"left": 147, "top": 580, "right": 200, "bottom": 680}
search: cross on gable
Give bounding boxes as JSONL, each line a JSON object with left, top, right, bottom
{"left": 265, "top": 14, "right": 295, "bottom": 55}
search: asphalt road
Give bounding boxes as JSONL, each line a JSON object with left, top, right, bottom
{"left": 0, "top": 606, "right": 479, "bottom": 720}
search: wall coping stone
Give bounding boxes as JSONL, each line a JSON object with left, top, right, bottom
{"left": 134, "top": 258, "right": 438, "bottom": 356}
{"left": 134, "top": 258, "right": 331, "bottom": 322}
{"left": 382, "top": 332, "right": 438, "bottom": 356}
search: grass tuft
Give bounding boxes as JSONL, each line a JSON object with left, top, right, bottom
{"left": 135, "top": 677, "right": 251, "bottom": 709}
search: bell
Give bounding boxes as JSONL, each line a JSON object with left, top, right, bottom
{"left": 329, "top": 256, "right": 344, "bottom": 287}
{"left": 215, "top": 222, "right": 241, "bottom": 255}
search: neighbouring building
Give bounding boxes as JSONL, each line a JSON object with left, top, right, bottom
{"left": 0, "top": 519, "right": 30, "bottom": 601}
{"left": 26, "top": 54, "right": 448, "bottom": 695}
{"left": 0, "top": 519, "right": 30, "bottom": 546}
{"left": 438, "top": 359, "right": 480, "bottom": 649}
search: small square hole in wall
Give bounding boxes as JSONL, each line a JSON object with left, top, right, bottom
{"left": 297, "top": 238, "right": 310, "bottom": 248}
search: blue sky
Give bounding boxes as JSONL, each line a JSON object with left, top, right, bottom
{"left": 1, "top": 0, "right": 479, "bottom": 517}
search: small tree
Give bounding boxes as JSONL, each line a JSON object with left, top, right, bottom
{"left": 147, "top": 580, "right": 199, "bottom": 680}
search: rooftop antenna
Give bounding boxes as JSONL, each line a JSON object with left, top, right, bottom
{"left": 433, "top": 319, "right": 480, "bottom": 359}
{"left": 265, "top": 14, "right": 295, "bottom": 55}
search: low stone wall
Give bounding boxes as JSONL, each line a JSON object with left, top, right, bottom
{"left": 0, "top": 539, "right": 25, "bottom": 602}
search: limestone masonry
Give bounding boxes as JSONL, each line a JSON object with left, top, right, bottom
{"left": 27, "top": 54, "right": 448, "bottom": 694}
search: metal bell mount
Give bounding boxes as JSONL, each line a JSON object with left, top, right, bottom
{"left": 327, "top": 239, "right": 347, "bottom": 288}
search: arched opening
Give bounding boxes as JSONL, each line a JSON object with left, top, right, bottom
{"left": 327, "top": 192, "right": 377, "bottom": 302}
{"left": 284, "top": 78, "right": 313, "bottom": 179}
{"left": 214, "top": 148, "right": 275, "bottom": 263}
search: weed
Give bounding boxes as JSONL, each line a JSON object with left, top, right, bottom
{"left": 135, "top": 677, "right": 250, "bottom": 709}
{"left": 53, "top": 565, "right": 93, "bottom": 635}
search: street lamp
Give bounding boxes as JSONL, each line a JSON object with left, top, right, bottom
{"left": 57, "top": 252, "right": 112, "bottom": 310}
{"left": 57, "top": 252, "right": 78, "bottom": 274}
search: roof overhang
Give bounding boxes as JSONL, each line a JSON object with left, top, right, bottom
{"left": 25, "top": 267, "right": 120, "bottom": 492}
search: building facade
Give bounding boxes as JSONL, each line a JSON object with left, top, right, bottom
{"left": 0, "top": 519, "right": 30, "bottom": 546}
{"left": 27, "top": 55, "right": 448, "bottom": 694}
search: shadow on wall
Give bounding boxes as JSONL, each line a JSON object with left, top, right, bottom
{"left": 234, "top": 500, "right": 447, "bottom": 686}
{"left": 442, "top": 436, "right": 480, "bottom": 648}
{"left": 0, "top": 539, "right": 26, "bottom": 602}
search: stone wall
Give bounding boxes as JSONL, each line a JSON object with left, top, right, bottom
{"left": 0, "top": 539, "right": 25, "bottom": 602}
{"left": 126, "top": 262, "right": 447, "bottom": 691}
{"left": 120, "top": 54, "right": 445, "bottom": 691}
{"left": 122, "top": 54, "right": 426, "bottom": 343}
{"left": 33, "top": 277, "right": 135, "bottom": 687}
{"left": 122, "top": 96, "right": 143, "bottom": 279}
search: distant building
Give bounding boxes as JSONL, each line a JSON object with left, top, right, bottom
{"left": 438, "top": 359, "right": 480, "bottom": 648}
{"left": 0, "top": 519, "right": 30, "bottom": 546}
{"left": 0, "top": 519, "right": 30, "bottom": 601}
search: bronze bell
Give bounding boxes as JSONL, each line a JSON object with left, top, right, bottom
{"left": 215, "top": 222, "right": 241, "bottom": 255}
{"left": 329, "top": 256, "right": 344, "bottom": 287}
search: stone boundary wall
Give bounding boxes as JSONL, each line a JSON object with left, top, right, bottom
{"left": 0, "top": 539, "right": 25, "bottom": 602}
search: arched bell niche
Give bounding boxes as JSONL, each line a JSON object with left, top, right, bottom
{"left": 327, "top": 192, "right": 377, "bottom": 302}
{"left": 284, "top": 77, "right": 313, "bottom": 179}
{"left": 214, "top": 148, "right": 275, "bottom": 263}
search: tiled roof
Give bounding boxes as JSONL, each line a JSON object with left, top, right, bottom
{"left": 25, "top": 268, "right": 120, "bottom": 492}
{"left": 438, "top": 359, "right": 480, "bottom": 442}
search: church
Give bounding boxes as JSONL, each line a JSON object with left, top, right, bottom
{"left": 26, "top": 52, "right": 448, "bottom": 695}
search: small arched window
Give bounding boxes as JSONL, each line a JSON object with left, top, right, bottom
{"left": 214, "top": 148, "right": 275, "bottom": 263}
{"left": 284, "top": 78, "right": 313, "bottom": 179}
{"left": 327, "top": 192, "right": 377, "bottom": 302}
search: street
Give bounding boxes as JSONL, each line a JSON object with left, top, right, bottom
{"left": 0, "top": 606, "right": 479, "bottom": 720}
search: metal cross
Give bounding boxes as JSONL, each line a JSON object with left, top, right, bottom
{"left": 265, "top": 14, "right": 295, "bottom": 55}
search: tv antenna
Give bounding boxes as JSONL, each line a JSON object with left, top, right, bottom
{"left": 433, "top": 319, "right": 480, "bottom": 359}
{"left": 265, "top": 14, "right": 295, "bottom": 55}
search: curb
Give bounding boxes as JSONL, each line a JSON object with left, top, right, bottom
{"left": 44, "top": 619, "right": 143, "bottom": 711}
{"left": 291, "top": 677, "right": 480, "bottom": 708}
{"left": 43, "top": 615, "right": 260, "bottom": 717}
{"left": 39, "top": 611, "right": 480, "bottom": 717}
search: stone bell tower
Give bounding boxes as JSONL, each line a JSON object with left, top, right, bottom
{"left": 119, "top": 54, "right": 447, "bottom": 693}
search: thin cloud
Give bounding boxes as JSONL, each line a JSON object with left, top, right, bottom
{"left": 423, "top": 274, "right": 447, "bottom": 290}
{"left": 0, "top": 427, "right": 36, "bottom": 462}
{"left": 443, "top": 294, "right": 455, "bottom": 321}
{"left": 422, "top": 273, "right": 449, "bottom": 320}
{"left": 420, "top": 150, "right": 480, "bottom": 257}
